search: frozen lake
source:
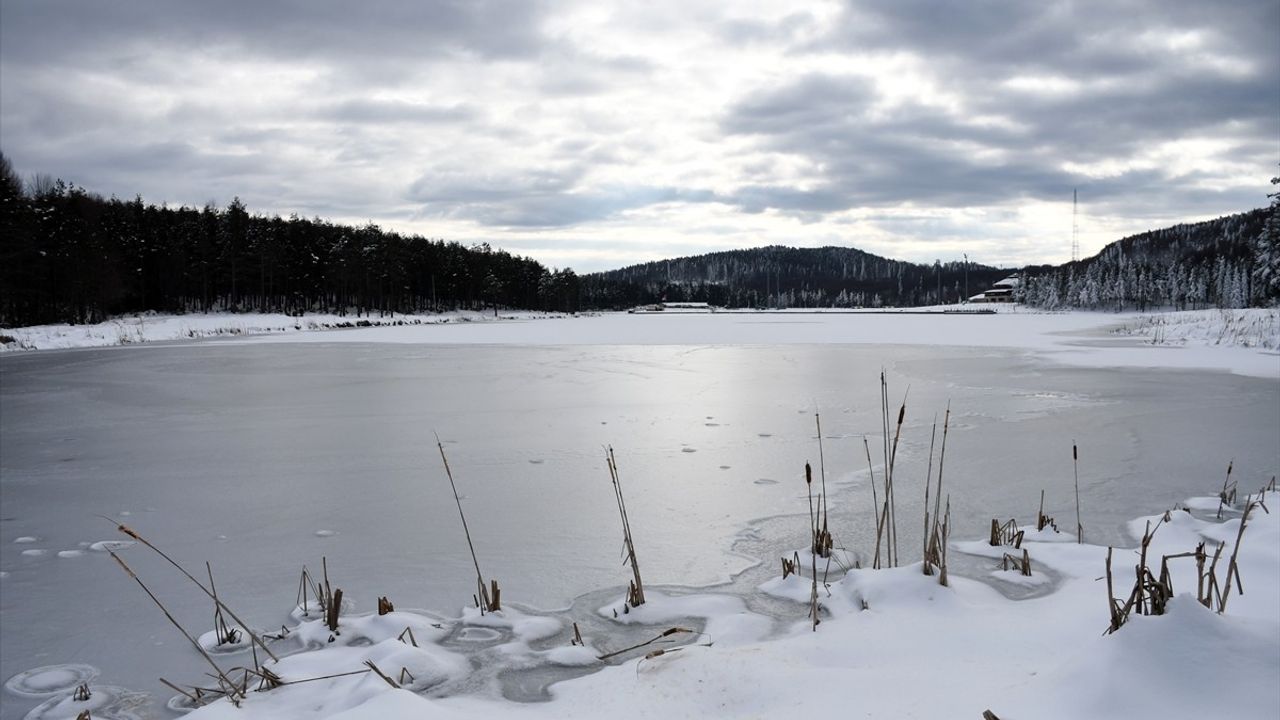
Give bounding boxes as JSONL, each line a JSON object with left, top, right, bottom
{"left": 2, "top": 313, "right": 1277, "bottom": 718}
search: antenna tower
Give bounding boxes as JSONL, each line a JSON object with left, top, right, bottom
{"left": 1071, "top": 188, "right": 1080, "bottom": 263}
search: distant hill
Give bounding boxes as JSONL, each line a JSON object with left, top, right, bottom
{"left": 1019, "top": 208, "right": 1274, "bottom": 310}
{"left": 581, "top": 245, "right": 1009, "bottom": 309}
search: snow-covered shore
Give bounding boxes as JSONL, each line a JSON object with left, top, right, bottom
{"left": 0, "top": 310, "right": 573, "bottom": 352}
{"left": 4, "top": 307, "right": 1277, "bottom": 379}
{"left": 141, "top": 488, "right": 1279, "bottom": 720}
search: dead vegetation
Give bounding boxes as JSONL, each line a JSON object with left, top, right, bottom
{"left": 436, "top": 435, "right": 501, "bottom": 613}
{"left": 607, "top": 446, "right": 646, "bottom": 609}
{"left": 1105, "top": 491, "right": 1269, "bottom": 634}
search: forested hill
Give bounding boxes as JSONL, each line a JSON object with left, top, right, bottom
{"left": 1019, "top": 207, "right": 1277, "bottom": 310}
{"left": 0, "top": 155, "right": 581, "bottom": 327}
{"left": 581, "top": 246, "right": 1009, "bottom": 309}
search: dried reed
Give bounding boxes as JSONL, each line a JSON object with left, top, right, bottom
{"left": 606, "top": 446, "right": 646, "bottom": 608}
{"left": 436, "top": 434, "right": 501, "bottom": 613}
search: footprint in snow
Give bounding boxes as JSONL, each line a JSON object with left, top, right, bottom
{"left": 754, "top": 478, "right": 779, "bottom": 485}
{"left": 14, "top": 536, "right": 38, "bottom": 544}
{"left": 314, "top": 530, "right": 337, "bottom": 538}
{"left": 681, "top": 447, "right": 697, "bottom": 453}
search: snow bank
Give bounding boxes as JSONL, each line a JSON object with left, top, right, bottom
{"left": 0, "top": 310, "right": 572, "bottom": 351}
{"left": 1111, "top": 309, "right": 1280, "bottom": 350}
{"left": 160, "top": 490, "right": 1279, "bottom": 720}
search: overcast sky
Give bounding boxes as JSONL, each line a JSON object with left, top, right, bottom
{"left": 1, "top": 1, "right": 1275, "bottom": 272}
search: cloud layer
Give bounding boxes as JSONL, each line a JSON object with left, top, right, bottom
{"left": 2, "top": 0, "right": 1275, "bottom": 270}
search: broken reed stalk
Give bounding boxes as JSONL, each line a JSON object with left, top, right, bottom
{"left": 1216, "top": 460, "right": 1235, "bottom": 519}
{"left": 1219, "top": 496, "right": 1257, "bottom": 613}
{"left": 989, "top": 519, "right": 1023, "bottom": 549}
{"left": 921, "top": 415, "right": 938, "bottom": 575}
{"left": 938, "top": 496, "right": 951, "bottom": 587}
{"left": 1073, "top": 442, "right": 1083, "bottom": 544}
{"left": 106, "top": 551, "right": 242, "bottom": 699}
{"left": 363, "top": 660, "right": 400, "bottom": 689}
{"left": 864, "top": 437, "right": 882, "bottom": 568}
{"left": 205, "top": 563, "right": 240, "bottom": 647}
{"left": 813, "top": 414, "right": 833, "bottom": 558}
{"left": 377, "top": 596, "right": 394, "bottom": 615}
{"left": 105, "top": 519, "right": 279, "bottom": 662}
{"left": 597, "top": 627, "right": 694, "bottom": 661}
{"left": 872, "top": 374, "right": 907, "bottom": 569}
{"left": 886, "top": 390, "right": 907, "bottom": 568}
{"left": 436, "top": 434, "right": 500, "bottom": 613}
{"left": 924, "top": 404, "right": 952, "bottom": 585}
{"left": 1001, "top": 549, "right": 1032, "bottom": 576}
{"left": 607, "top": 446, "right": 645, "bottom": 608}
{"left": 781, "top": 551, "right": 801, "bottom": 579}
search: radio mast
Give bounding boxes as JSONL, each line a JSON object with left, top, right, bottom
{"left": 1071, "top": 188, "right": 1080, "bottom": 263}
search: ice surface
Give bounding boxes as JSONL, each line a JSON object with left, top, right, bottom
{"left": 1, "top": 311, "right": 1276, "bottom": 719}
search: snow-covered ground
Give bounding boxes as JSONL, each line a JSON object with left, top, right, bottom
{"left": 144, "top": 489, "right": 1280, "bottom": 720}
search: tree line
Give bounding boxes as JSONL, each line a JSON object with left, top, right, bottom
{"left": 0, "top": 153, "right": 581, "bottom": 327}
{"left": 581, "top": 245, "right": 1009, "bottom": 309}
{"left": 3, "top": 149, "right": 1276, "bottom": 326}
{"left": 1017, "top": 206, "right": 1278, "bottom": 310}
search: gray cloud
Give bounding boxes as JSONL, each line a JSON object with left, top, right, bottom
{"left": 715, "top": 0, "right": 1278, "bottom": 222}
{"left": 1, "top": 0, "right": 1272, "bottom": 271}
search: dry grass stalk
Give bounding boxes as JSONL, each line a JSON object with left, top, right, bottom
{"left": 107, "top": 520, "right": 279, "bottom": 662}
{"left": 326, "top": 588, "right": 344, "bottom": 634}
{"left": 921, "top": 416, "right": 938, "bottom": 575}
{"left": 1220, "top": 496, "right": 1261, "bottom": 613}
{"left": 1072, "top": 442, "right": 1083, "bottom": 544}
{"left": 606, "top": 446, "right": 646, "bottom": 608}
{"left": 1104, "top": 520, "right": 1176, "bottom": 634}
{"left": 1216, "top": 460, "right": 1236, "bottom": 519}
{"left": 398, "top": 667, "right": 415, "bottom": 685}
{"left": 781, "top": 551, "right": 801, "bottom": 579}
{"left": 989, "top": 519, "right": 1024, "bottom": 548}
{"left": 436, "top": 435, "right": 501, "bottom": 613}
{"left": 363, "top": 660, "right": 400, "bottom": 689}
{"left": 872, "top": 375, "right": 908, "bottom": 569}
{"left": 206, "top": 564, "right": 241, "bottom": 647}
{"left": 812, "top": 414, "right": 834, "bottom": 558}
{"left": 571, "top": 622, "right": 584, "bottom": 646}
{"left": 1036, "top": 490, "right": 1058, "bottom": 532}
{"left": 398, "top": 627, "right": 419, "bottom": 647}
{"left": 73, "top": 683, "right": 91, "bottom": 701}
{"left": 377, "top": 596, "right": 395, "bottom": 615}
{"left": 922, "top": 405, "right": 952, "bottom": 584}
{"left": 76, "top": 711, "right": 90, "bottom": 720}
{"left": 296, "top": 566, "right": 324, "bottom": 617}
{"left": 1001, "top": 549, "right": 1032, "bottom": 576}
{"left": 937, "top": 496, "right": 951, "bottom": 587}
{"left": 106, "top": 551, "right": 243, "bottom": 700}
{"left": 597, "top": 627, "right": 694, "bottom": 661}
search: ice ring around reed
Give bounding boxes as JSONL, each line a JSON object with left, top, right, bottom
{"left": 5, "top": 664, "right": 99, "bottom": 697}
{"left": 22, "top": 684, "right": 147, "bottom": 720}
{"left": 88, "top": 540, "right": 137, "bottom": 552}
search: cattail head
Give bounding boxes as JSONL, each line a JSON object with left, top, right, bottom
{"left": 1073, "top": 444, "right": 1078, "bottom": 461}
{"left": 896, "top": 404, "right": 905, "bottom": 425}
{"left": 805, "top": 463, "right": 812, "bottom": 484}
